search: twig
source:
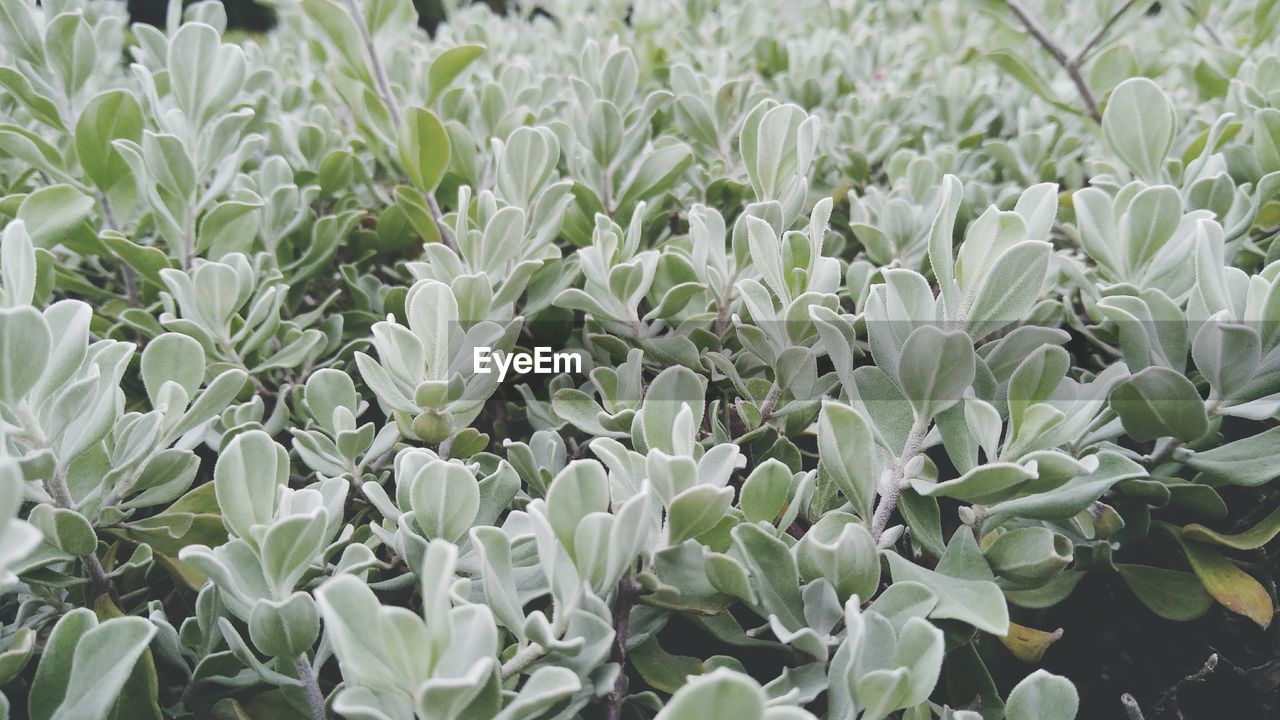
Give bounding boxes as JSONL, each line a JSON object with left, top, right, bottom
{"left": 425, "top": 192, "right": 457, "bottom": 251}
{"left": 1121, "top": 693, "right": 1147, "bottom": 720}
{"left": 870, "top": 417, "right": 929, "bottom": 542}
{"left": 342, "top": 0, "right": 403, "bottom": 128}
{"left": 296, "top": 653, "right": 328, "bottom": 720}
{"left": 1184, "top": 2, "right": 1224, "bottom": 47}
{"left": 1154, "top": 653, "right": 1219, "bottom": 718}
{"left": 604, "top": 572, "right": 643, "bottom": 720}
{"left": 1004, "top": 0, "right": 1103, "bottom": 122}
{"left": 1071, "top": 0, "right": 1140, "bottom": 67}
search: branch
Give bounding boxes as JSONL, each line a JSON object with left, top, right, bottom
{"left": 870, "top": 417, "right": 929, "bottom": 542}
{"left": 604, "top": 572, "right": 643, "bottom": 720}
{"left": 1121, "top": 693, "right": 1147, "bottom": 720}
{"left": 1071, "top": 0, "right": 1140, "bottom": 68}
{"left": 1004, "top": 0, "right": 1101, "bottom": 123}
{"left": 342, "top": 0, "right": 402, "bottom": 128}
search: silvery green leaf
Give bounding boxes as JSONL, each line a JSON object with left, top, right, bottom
{"left": 213, "top": 429, "right": 289, "bottom": 548}
{"left": 29, "top": 610, "right": 157, "bottom": 720}
{"left": 248, "top": 592, "right": 320, "bottom": 658}
{"left": 1004, "top": 670, "right": 1079, "bottom": 720}
{"left": 668, "top": 484, "right": 734, "bottom": 545}
{"left": 655, "top": 668, "right": 767, "bottom": 720}
{"left": 167, "top": 22, "right": 246, "bottom": 128}
{"left": 0, "top": 305, "right": 50, "bottom": 404}
{"left": 141, "top": 333, "right": 206, "bottom": 406}
{"left": 883, "top": 532, "right": 1009, "bottom": 636}
{"left": 896, "top": 325, "right": 974, "bottom": 421}
{"left": 408, "top": 459, "right": 480, "bottom": 544}
{"left": 44, "top": 11, "right": 95, "bottom": 98}
{"left": 0, "top": 221, "right": 36, "bottom": 308}
{"left": 1103, "top": 78, "right": 1176, "bottom": 183}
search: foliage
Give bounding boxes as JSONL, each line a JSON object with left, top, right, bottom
{"left": 2, "top": 0, "right": 1280, "bottom": 718}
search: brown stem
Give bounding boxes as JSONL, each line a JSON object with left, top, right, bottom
{"left": 604, "top": 572, "right": 643, "bottom": 720}
{"left": 1004, "top": 0, "right": 1102, "bottom": 123}
{"left": 1071, "top": 0, "right": 1140, "bottom": 68}
{"left": 758, "top": 382, "right": 783, "bottom": 420}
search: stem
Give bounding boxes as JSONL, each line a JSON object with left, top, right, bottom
{"left": 1070, "top": 0, "right": 1139, "bottom": 68}
{"left": 342, "top": 0, "right": 402, "bottom": 129}
{"left": 604, "top": 573, "right": 643, "bottom": 720}
{"left": 870, "top": 418, "right": 929, "bottom": 542}
{"left": 1004, "top": 0, "right": 1102, "bottom": 123}
{"left": 47, "top": 465, "right": 118, "bottom": 603}
{"left": 20, "top": 402, "right": 120, "bottom": 605}
{"left": 1143, "top": 437, "right": 1181, "bottom": 467}
{"left": 296, "top": 653, "right": 327, "bottom": 720}
{"left": 758, "top": 382, "right": 783, "bottom": 420}
{"left": 425, "top": 192, "right": 457, "bottom": 251}
{"left": 500, "top": 642, "right": 546, "bottom": 680}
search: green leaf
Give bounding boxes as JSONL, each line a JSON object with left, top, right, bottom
{"left": 641, "top": 365, "right": 706, "bottom": 454}
{"left": 1110, "top": 366, "right": 1208, "bottom": 442}
{"left": 729, "top": 523, "right": 804, "bottom": 630}
{"left": 631, "top": 637, "right": 705, "bottom": 694}
{"left": 1115, "top": 564, "right": 1213, "bottom": 621}
{"left": 817, "top": 400, "right": 877, "bottom": 521}
{"left": 1168, "top": 529, "right": 1273, "bottom": 628}
{"left": 399, "top": 106, "right": 451, "bottom": 194}
{"left": 1183, "top": 505, "right": 1280, "bottom": 551}
{"left": 1184, "top": 426, "right": 1280, "bottom": 486}
{"left": 546, "top": 460, "right": 610, "bottom": 558}
{"left": 75, "top": 90, "right": 143, "bottom": 190}
{"left": 739, "top": 459, "right": 791, "bottom": 524}
{"left": 17, "top": 185, "right": 94, "bottom": 249}
{"left": 428, "top": 45, "right": 484, "bottom": 103}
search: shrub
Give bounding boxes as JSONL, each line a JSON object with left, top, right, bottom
{"left": 1, "top": 0, "right": 1279, "bottom": 718}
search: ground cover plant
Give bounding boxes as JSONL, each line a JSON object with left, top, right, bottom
{"left": 2, "top": 0, "right": 1280, "bottom": 718}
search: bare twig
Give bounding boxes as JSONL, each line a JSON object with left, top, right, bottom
{"left": 1071, "top": 0, "right": 1140, "bottom": 67}
{"left": 1154, "top": 653, "right": 1219, "bottom": 718}
{"left": 1121, "top": 693, "right": 1147, "bottom": 720}
{"left": 425, "top": 192, "right": 458, "bottom": 250}
{"left": 1004, "top": 0, "right": 1106, "bottom": 123}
